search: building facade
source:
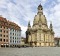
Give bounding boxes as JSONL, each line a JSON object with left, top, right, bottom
{"left": 54, "top": 37, "right": 60, "bottom": 47}
{"left": 26, "top": 4, "right": 55, "bottom": 47}
{"left": 9, "top": 28, "right": 21, "bottom": 47}
{"left": 20, "top": 37, "right": 26, "bottom": 46}
{"left": 0, "top": 17, "right": 9, "bottom": 47}
{"left": 0, "top": 16, "right": 21, "bottom": 47}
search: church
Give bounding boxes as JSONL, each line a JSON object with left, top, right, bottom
{"left": 26, "top": 4, "right": 55, "bottom": 47}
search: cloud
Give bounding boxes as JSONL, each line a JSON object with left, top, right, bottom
{"left": 44, "top": 1, "right": 60, "bottom": 37}
{"left": 20, "top": 25, "right": 27, "bottom": 37}
{"left": 57, "top": 0, "right": 60, "bottom": 3}
{"left": 0, "top": 0, "right": 60, "bottom": 37}
{"left": 52, "top": 4, "right": 60, "bottom": 37}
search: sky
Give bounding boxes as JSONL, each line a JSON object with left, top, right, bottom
{"left": 0, "top": 0, "right": 60, "bottom": 37}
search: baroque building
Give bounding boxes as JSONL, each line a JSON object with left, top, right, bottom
{"left": 26, "top": 4, "right": 55, "bottom": 47}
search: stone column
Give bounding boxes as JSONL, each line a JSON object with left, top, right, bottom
{"left": 36, "top": 30, "right": 40, "bottom": 46}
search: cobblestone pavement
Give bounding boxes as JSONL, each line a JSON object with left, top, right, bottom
{"left": 0, "top": 47, "right": 60, "bottom": 56}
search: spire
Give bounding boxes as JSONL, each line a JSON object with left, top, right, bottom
{"left": 37, "top": 4, "right": 43, "bottom": 15}
{"left": 38, "top": 4, "right": 43, "bottom": 10}
{"left": 27, "top": 21, "right": 31, "bottom": 30}
{"left": 28, "top": 21, "right": 31, "bottom": 27}
{"left": 50, "top": 21, "right": 53, "bottom": 31}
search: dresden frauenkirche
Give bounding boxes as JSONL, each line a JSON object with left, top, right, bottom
{"left": 26, "top": 4, "right": 55, "bottom": 47}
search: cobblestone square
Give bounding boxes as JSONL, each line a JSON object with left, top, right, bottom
{"left": 0, "top": 47, "right": 60, "bottom": 56}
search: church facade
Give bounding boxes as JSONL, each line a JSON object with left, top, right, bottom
{"left": 26, "top": 4, "right": 55, "bottom": 47}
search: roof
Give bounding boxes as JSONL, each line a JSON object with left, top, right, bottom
{"left": 0, "top": 16, "right": 21, "bottom": 30}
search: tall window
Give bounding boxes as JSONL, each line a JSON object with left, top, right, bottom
{"left": 10, "top": 37, "right": 12, "bottom": 39}
{"left": 3, "top": 39, "right": 5, "bottom": 42}
{"left": 0, "top": 30, "right": 2, "bottom": 32}
{"left": 4, "top": 31, "right": 5, "bottom": 33}
{"left": 4, "top": 27, "right": 5, "bottom": 29}
{"left": 13, "top": 29, "right": 14, "bottom": 31}
{"left": 19, "top": 41, "right": 20, "bottom": 43}
{"left": 10, "top": 33, "right": 12, "bottom": 35}
{"left": 13, "top": 33, "right": 14, "bottom": 35}
{"left": 15, "top": 41, "right": 16, "bottom": 43}
{"left": 0, "top": 38, "right": 2, "bottom": 41}
{"left": 6, "top": 31, "right": 8, "bottom": 33}
{"left": 6, "top": 35, "right": 8, "bottom": 37}
{"left": 10, "top": 40, "right": 12, "bottom": 42}
{"left": 6, "top": 39, "right": 8, "bottom": 42}
{"left": 17, "top": 41, "right": 18, "bottom": 43}
{"left": 0, "top": 34, "right": 2, "bottom": 37}
{"left": 44, "top": 34, "right": 45, "bottom": 42}
{"left": 13, "top": 37, "right": 14, "bottom": 39}
{"left": 4, "top": 35, "right": 5, "bottom": 37}
{"left": 15, "top": 37, "right": 16, "bottom": 39}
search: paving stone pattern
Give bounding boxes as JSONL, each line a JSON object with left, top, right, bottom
{"left": 0, "top": 47, "right": 60, "bottom": 56}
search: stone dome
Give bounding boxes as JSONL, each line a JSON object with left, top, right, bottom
{"left": 33, "top": 14, "right": 47, "bottom": 26}
{"left": 41, "top": 15, "right": 47, "bottom": 25}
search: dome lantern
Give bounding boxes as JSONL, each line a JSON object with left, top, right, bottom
{"left": 37, "top": 4, "right": 43, "bottom": 15}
